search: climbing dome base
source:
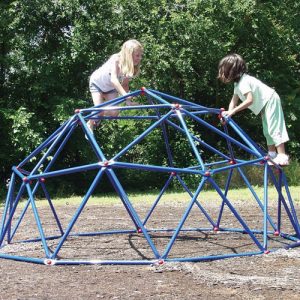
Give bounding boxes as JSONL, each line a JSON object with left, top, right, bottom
{"left": 1, "top": 88, "right": 300, "bottom": 265}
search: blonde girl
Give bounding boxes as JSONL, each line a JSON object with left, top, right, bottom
{"left": 88, "top": 39, "right": 143, "bottom": 133}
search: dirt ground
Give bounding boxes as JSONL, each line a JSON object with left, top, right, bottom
{"left": 1, "top": 199, "right": 300, "bottom": 300}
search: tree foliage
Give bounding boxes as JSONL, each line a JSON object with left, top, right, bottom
{"left": 1, "top": 0, "right": 299, "bottom": 194}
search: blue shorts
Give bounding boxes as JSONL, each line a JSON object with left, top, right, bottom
{"left": 89, "top": 80, "right": 116, "bottom": 95}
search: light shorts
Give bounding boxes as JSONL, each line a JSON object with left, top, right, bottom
{"left": 89, "top": 78, "right": 117, "bottom": 94}
{"left": 261, "top": 92, "right": 289, "bottom": 147}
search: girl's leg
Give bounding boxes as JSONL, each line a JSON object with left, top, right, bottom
{"left": 103, "top": 92, "right": 120, "bottom": 117}
{"left": 267, "top": 144, "right": 277, "bottom": 159}
{"left": 91, "top": 92, "right": 103, "bottom": 106}
{"left": 87, "top": 92, "right": 103, "bottom": 134}
{"left": 275, "top": 143, "right": 286, "bottom": 155}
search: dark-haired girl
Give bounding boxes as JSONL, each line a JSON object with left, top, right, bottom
{"left": 218, "top": 54, "right": 289, "bottom": 165}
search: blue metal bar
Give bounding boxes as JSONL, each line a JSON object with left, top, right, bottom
{"left": 162, "top": 178, "right": 206, "bottom": 258}
{"left": 175, "top": 108, "right": 205, "bottom": 169}
{"left": 263, "top": 163, "right": 269, "bottom": 249}
{"left": 0, "top": 173, "right": 16, "bottom": 239}
{"left": 209, "top": 177, "right": 264, "bottom": 251}
{"left": 25, "top": 184, "right": 51, "bottom": 257}
{"left": 143, "top": 175, "right": 174, "bottom": 225}
{"left": 146, "top": 95, "right": 176, "bottom": 168}
{"left": 0, "top": 182, "right": 26, "bottom": 245}
{"left": 11, "top": 166, "right": 27, "bottom": 179}
{"left": 228, "top": 118, "right": 266, "bottom": 156}
{"left": 149, "top": 89, "right": 218, "bottom": 112}
{"left": 106, "top": 169, "right": 160, "bottom": 258}
{"left": 41, "top": 182, "right": 64, "bottom": 235}
{"left": 77, "top": 113, "right": 106, "bottom": 161}
{"left": 237, "top": 166, "right": 277, "bottom": 230}
{"left": 142, "top": 88, "right": 172, "bottom": 105}
{"left": 30, "top": 116, "right": 77, "bottom": 175}
{"left": 211, "top": 157, "right": 264, "bottom": 175}
{"left": 84, "top": 90, "right": 141, "bottom": 111}
{"left": 166, "top": 119, "right": 230, "bottom": 161}
{"left": 0, "top": 253, "right": 44, "bottom": 264}
{"left": 277, "top": 170, "right": 283, "bottom": 233}
{"left": 111, "top": 161, "right": 202, "bottom": 175}
{"left": 175, "top": 175, "right": 217, "bottom": 227}
{"left": 184, "top": 109, "right": 259, "bottom": 156}
{"left": 221, "top": 121, "right": 236, "bottom": 160}
{"left": 282, "top": 181, "right": 300, "bottom": 237}
{"left": 95, "top": 115, "right": 159, "bottom": 120}
{"left": 216, "top": 168, "right": 234, "bottom": 228}
{"left": 165, "top": 251, "right": 264, "bottom": 262}
{"left": 51, "top": 168, "right": 105, "bottom": 259}
{"left": 268, "top": 168, "right": 300, "bottom": 236}
{"left": 51, "top": 259, "right": 158, "bottom": 266}
{"left": 112, "top": 110, "right": 174, "bottom": 161}
{"left": 34, "top": 120, "right": 78, "bottom": 175}
{"left": 281, "top": 174, "right": 300, "bottom": 235}
{"left": 10, "top": 125, "right": 77, "bottom": 241}
{"left": 105, "top": 169, "right": 140, "bottom": 229}
{"left": 81, "top": 103, "right": 172, "bottom": 113}
{"left": 227, "top": 118, "right": 264, "bottom": 157}
{"left": 28, "top": 162, "right": 101, "bottom": 180}
{"left": 285, "top": 241, "right": 300, "bottom": 249}
{"left": 17, "top": 120, "right": 71, "bottom": 168}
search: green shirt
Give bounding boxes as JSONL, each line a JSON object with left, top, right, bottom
{"left": 234, "top": 74, "right": 275, "bottom": 115}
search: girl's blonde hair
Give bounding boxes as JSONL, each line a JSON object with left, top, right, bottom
{"left": 119, "top": 39, "right": 143, "bottom": 77}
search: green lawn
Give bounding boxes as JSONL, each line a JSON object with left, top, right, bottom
{"left": 4, "top": 186, "right": 299, "bottom": 208}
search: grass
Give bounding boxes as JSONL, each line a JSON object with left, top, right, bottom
{"left": 4, "top": 185, "right": 299, "bottom": 209}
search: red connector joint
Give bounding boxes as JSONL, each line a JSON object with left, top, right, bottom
{"left": 173, "top": 103, "right": 181, "bottom": 110}
{"left": 218, "top": 108, "right": 225, "bottom": 119}
{"left": 44, "top": 259, "right": 56, "bottom": 266}
{"left": 171, "top": 172, "right": 177, "bottom": 176}
{"left": 74, "top": 109, "right": 81, "bottom": 114}
{"left": 260, "top": 156, "right": 269, "bottom": 165}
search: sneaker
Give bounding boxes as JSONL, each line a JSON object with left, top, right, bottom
{"left": 272, "top": 153, "right": 289, "bottom": 166}
{"left": 85, "top": 121, "right": 94, "bottom": 140}
{"left": 268, "top": 151, "right": 277, "bottom": 159}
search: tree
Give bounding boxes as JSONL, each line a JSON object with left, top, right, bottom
{"left": 0, "top": 0, "right": 299, "bottom": 196}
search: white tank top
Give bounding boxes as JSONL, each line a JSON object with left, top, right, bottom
{"left": 90, "top": 54, "right": 130, "bottom": 92}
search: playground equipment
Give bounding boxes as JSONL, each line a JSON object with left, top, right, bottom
{"left": 1, "top": 87, "right": 300, "bottom": 265}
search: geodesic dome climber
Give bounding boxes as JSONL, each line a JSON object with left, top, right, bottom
{"left": 1, "top": 87, "right": 300, "bottom": 265}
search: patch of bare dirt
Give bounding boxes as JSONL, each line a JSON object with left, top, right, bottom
{"left": 0, "top": 200, "right": 300, "bottom": 299}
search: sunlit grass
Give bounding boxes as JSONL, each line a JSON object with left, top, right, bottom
{"left": 4, "top": 185, "right": 299, "bottom": 208}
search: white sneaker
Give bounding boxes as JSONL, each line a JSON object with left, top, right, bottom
{"left": 85, "top": 121, "right": 94, "bottom": 140}
{"left": 272, "top": 154, "right": 289, "bottom": 166}
{"left": 268, "top": 151, "right": 277, "bottom": 159}
{"left": 87, "top": 121, "right": 94, "bottom": 134}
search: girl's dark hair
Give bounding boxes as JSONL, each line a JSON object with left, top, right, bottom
{"left": 218, "top": 53, "right": 247, "bottom": 83}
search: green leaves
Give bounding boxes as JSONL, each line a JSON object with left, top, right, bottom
{"left": 0, "top": 0, "right": 299, "bottom": 195}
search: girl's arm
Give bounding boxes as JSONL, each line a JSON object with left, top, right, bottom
{"left": 121, "top": 77, "right": 130, "bottom": 93}
{"left": 121, "top": 77, "right": 138, "bottom": 106}
{"left": 223, "top": 92, "right": 253, "bottom": 117}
